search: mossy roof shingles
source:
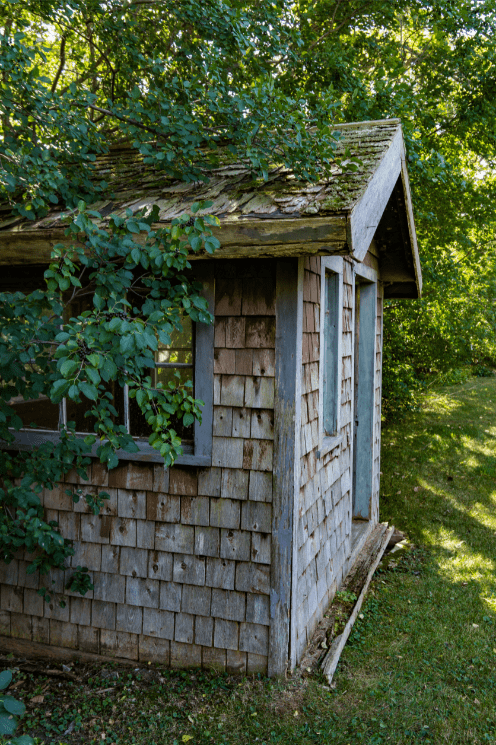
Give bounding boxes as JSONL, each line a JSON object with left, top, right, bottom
{"left": 0, "top": 119, "right": 401, "bottom": 233}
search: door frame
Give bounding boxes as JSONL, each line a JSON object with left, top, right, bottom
{"left": 351, "top": 263, "right": 378, "bottom": 520}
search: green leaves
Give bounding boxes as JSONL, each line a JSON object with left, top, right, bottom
{"left": 78, "top": 381, "right": 98, "bottom": 401}
{"left": 0, "top": 671, "right": 12, "bottom": 691}
{"left": 60, "top": 359, "right": 79, "bottom": 377}
{"left": 0, "top": 670, "right": 31, "bottom": 742}
{"left": 2, "top": 696, "right": 25, "bottom": 717}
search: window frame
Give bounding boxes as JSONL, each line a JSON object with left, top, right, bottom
{"left": 5, "top": 264, "right": 215, "bottom": 467}
{"left": 317, "top": 256, "right": 344, "bottom": 459}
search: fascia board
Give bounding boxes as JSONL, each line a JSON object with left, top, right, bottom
{"left": 399, "top": 158, "right": 423, "bottom": 297}
{"left": 349, "top": 126, "right": 403, "bottom": 263}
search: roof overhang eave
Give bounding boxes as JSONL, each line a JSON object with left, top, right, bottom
{"left": 0, "top": 214, "right": 352, "bottom": 265}
{"left": 347, "top": 127, "right": 422, "bottom": 298}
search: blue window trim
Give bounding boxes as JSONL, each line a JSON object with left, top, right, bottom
{"left": 352, "top": 262, "right": 378, "bottom": 519}
{"left": 317, "top": 256, "right": 343, "bottom": 459}
{"left": 4, "top": 265, "right": 215, "bottom": 467}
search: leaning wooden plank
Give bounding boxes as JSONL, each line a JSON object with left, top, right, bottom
{"left": 321, "top": 524, "right": 394, "bottom": 683}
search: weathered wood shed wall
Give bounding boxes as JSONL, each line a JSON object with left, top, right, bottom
{"left": 1, "top": 259, "right": 284, "bottom": 674}
{"left": 293, "top": 252, "right": 384, "bottom": 663}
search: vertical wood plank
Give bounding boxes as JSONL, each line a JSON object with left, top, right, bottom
{"left": 269, "top": 258, "right": 302, "bottom": 677}
{"left": 194, "top": 263, "right": 215, "bottom": 461}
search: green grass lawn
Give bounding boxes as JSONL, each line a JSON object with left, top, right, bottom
{"left": 10, "top": 376, "right": 496, "bottom": 745}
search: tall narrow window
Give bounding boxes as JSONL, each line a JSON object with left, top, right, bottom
{"left": 323, "top": 272, "right": 340, "bottom": 437}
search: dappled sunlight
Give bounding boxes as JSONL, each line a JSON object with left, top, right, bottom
{"left": 422, "top": 523, "right": 496, "bottom": 583}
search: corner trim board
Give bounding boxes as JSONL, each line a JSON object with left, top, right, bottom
{"left": 269, "top": 258, "right": 301, "bottom": 677}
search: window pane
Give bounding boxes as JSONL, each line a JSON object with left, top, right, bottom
{"left": 9, "top": 395, "right": 60, "bottom": 430}
{"left": 67, "top": 382, "right": 125, "bottom": 433}
{"left": 155, "top": 366, "right": 193, "bottom": 390}
{"left": 5, "top": 297, "right": 59, "bottom": 431}
{"left": 158, "top": 316, "right": 193, "bottom": 352}
{"left": 128, "top": 396, "right": 193, "bottom": 442}
{"left": 156, "top": 350, "right": 193, "bottom": 364}
{"left": 324, "top": 273, "right": 340, "bottom": 436}
{"left": 129, "top": 315, "right": 194, "bottom": 442}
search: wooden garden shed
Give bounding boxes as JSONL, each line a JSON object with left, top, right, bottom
{"left": 0, "top": 118, "right": 421, "bottom": 676}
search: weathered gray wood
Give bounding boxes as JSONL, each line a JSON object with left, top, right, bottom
{"left": 213, "top": 406, "right": 233, "bottom": 437}
{"left": 352, "top": 280, "right": 377, "bottom": 519}
{"left": 93, "top": 572, "right": 126, "bottom": 603}
{"left": 209, "top": 498, "right": 241, "bottom": 529}
{"left": 155, "top": 523, "right": 194, "bottom": 553}
{"left": 349, "top": 127, "right": 403, "bottom": 263}
{"left": 116, "top": 604, "right": 143, "bottom": 634}
{"left": 244, "top": 377, "right": 275, "bottom": 409}
{"left": 193, "top": 263, "right": 215, "bottom": 463}
{"left": 211, "top": 589, "right": 246, "bottom": 621}
{"left": 362, "top": 249, "right": 379, "bottom": 273}
{"left": 290, "top": 259, "right": 304, "bottom": 669}
{"left": 241, "top": 501, "right": 272, "bottom": 533}
{"left": 321, "top": 524, "right": 393, "bottom": 683}
{"left": 213, "top": 619, "right": 239, "bottom": 651}
{"left": 246, "top": 593, "right": 270, "bottom": 625}
{"left": 125, "top": 578, "right": 160, "bottom": 608}
{"left": 143, "top": 608, "right": 175, "bottom": 639}
{"left": 211, "top": 436, "right": 244, "bottom": 468}
{"left": 0, "top": 634, "right": 137, "bottom": 667}
{"left": 318, "top": 256, "right": 343, "bottom": 459}
{"left": 194, "top": 526, "right": 221, "bottom": 557}
{"left": 248, "top": 470, "right": 273, "bottom": 502}
{"left": 250, "top": 410, "right": 274, "bottom": 440}
{"left": 205, "top": 557, "right": 235, "bottom": 590}
{"left": 242, "top": 439, "right": 273, "bottom": 471}
{"left": 400, "top": 160, "right": 423, "bottom": 296}
{"left": 0, "top": 216, "right": 349, "bottom": 265}
{"left": 269, "top": 258, "right": 301, "bottom": 677}
{"left": 219, "top": 376, "right": 245, "bottom": 407}
{"left": 220, "top": 467, "right": 249, "bottom": 500}
{"left": 245, "top": 317, "right": 276, "bottom": 349}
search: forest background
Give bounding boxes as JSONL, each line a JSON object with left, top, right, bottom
{"left": 1, "top": 0, "right": 496, "bottom": 583}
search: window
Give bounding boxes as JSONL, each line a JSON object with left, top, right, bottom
{"left": 4, "top": 265, "right": 214, "bottom": 466}
{"left": 318, "top": 257, "right": 343, "bottom": 458}
{"left": 323, "top": 272, "right": 340, "bottom": 437}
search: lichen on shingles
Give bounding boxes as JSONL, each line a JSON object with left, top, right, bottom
{"left": 0, "top": 121, "right": 400, "bottom": 232}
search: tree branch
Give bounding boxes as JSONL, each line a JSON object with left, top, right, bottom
{"left": 51, "top": 34, "right": 68, "bottom": 93}
{"left": 307, "top": 2, "right": 372, "bottom": 51}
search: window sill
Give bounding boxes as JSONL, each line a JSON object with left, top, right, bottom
{"left": 2, "top": 429, "right": 212, "bottom": 467}
{"left": 316, "top": 433, "right": 343, "bottom": 459}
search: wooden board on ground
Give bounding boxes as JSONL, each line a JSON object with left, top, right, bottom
{"left": 320, "top": 523, "right": 394, "bottom": 682}
{"left": 297, "top": 522, "right": 393, "bottom": 678}
{"left": 0, "top": 636, "right": 137, "bottom": 668}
